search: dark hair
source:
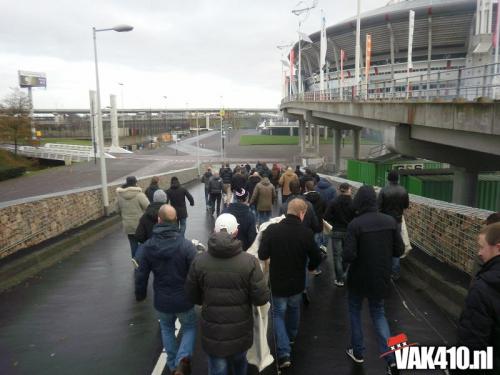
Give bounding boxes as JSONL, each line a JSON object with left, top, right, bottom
{"left": 339, "top": 182, "right": 351, "bottom": 192}
{"left": 123, "top": 176, "right": 137, "bottom": 188}
{"left": 387, "top": 170, "right": 399, "bottom": 182}
{"left": 480, "top": 222, "right": 500, "bottom": 246}
{"left": 485, "top": 212, "right": 500, "bottom": 225}
{"left": 289, "top": 179, "right": 301, "bottom": 195}
{"left": 170, "top": 176, "right": 180, "bottom": 188}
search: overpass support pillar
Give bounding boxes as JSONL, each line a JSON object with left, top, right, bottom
{"left": 452, "top": 169, "right": 478, "bottom": 207}
{"left": 353, "top": 128, "right": 361, "bottom": 160}
{"left": 290, "top": 126, "right": 293, "bottom": 136}
{"left": 333, "top": 128, "right": 342, "bottom": 173}
{"left": 308, "top": 122, "right": 312, "bottom": 147}
{"left": 299, "top": 120, "right": 305, "bottom": 154}
{"left": 315, "top": 125, "right": 320, "bottom": 154}
{"left": 324, "top": 126, "right": 328, "bottom": 140}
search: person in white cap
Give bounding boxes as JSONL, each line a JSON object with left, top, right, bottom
{"left": 186, "top": 213, "right": 270, "bottom": 375}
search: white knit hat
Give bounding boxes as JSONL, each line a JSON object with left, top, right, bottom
{"left": 153, "top": 189, "right": 167, "bottom": 203}
{"left": 214, "top": 213, "right": 239, "bottom": 234}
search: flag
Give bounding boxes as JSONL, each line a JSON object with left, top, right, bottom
{"left": 408, "top": 10, "right": 415, "bottom": 70}
{"left": 299, "top": 31, "right": 313, "bottom": 43}
{"left": 319, "top": 15, "right": 327, "bottom": 91}
{"left": 365, "top": 34, "right": 372, "bottom": 85}
{"left": 290, "top": 48, "right": 295, "bottom": 77}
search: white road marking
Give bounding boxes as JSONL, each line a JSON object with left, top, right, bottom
{"left": 151, "top": 319, "right": 181, "bottom": 375}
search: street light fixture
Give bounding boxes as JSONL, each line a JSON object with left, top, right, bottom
{"left": 93, "top": 24, "right": 133, "bottom": 215}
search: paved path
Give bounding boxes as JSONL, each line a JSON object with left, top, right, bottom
{"left": 0, "top": 182, "right": 456, "bottom": 374}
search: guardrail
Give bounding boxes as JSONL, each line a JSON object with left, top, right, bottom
{"left": 0, "top": 144, "right": 115, "bottom": 163}
{"left": 282, "top": 63, "right": 500, "bottom": 103}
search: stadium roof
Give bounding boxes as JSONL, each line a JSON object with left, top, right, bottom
{"left": 293, "top": 0, "right": 493, "bottom": 77}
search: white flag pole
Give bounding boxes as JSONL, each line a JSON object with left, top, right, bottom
{"left": 407, "top": 10, "right": 415, "bottom": 99}
{"left": 319, "top": 12, "right": 327, "bottom": 93}
{"left": 354, "top": 0, "right": 361, "bottom": 98}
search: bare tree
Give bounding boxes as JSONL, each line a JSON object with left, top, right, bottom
{"left": 0, "top": 88, "right": 31, "bottom": 154}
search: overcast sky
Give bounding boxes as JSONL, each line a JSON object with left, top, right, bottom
{"left": 0, "top": 0, "right": 388, "bottom": 109}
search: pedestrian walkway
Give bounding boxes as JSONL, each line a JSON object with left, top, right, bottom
{"left": 0, "top": 182, "right": 457, "bottom": 374}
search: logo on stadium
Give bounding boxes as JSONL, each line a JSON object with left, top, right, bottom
{"left": 381, "top": 333, "right": 494, "bottom": 371}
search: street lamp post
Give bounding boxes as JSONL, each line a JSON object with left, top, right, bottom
{"left": 118, "top": 82, "right": 125, "bottom": 136}
{"left": 93, "top": 24, "right": 133, "bottom": 215}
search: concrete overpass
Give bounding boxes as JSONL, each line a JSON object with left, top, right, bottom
{"left": 281, "top": 67, "right": 500, "bottom": 206}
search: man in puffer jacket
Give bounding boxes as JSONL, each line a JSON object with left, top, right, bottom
{"left": 315, "top": 177, "right": 336, "bottom": 205}
{"left": 457, "top": 222, "right": 500, "bottom": 372}
{"left": 135, "top": 189, "right": 168, "bottom": 244}
{"left": 116, "top": 176, "right": 150, "bottom": 257}
{"left": 135, "top": 205, "right": 198, "bottom": 375}
{"left": 186, "top": 214, "right": 270, "bottom": 375}
{"left": 208, "top": 171, "right": 223, "bottom": 217}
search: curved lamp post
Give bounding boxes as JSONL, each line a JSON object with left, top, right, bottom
{"left": 92, "top": 24, "right": 133, "bottom": 214}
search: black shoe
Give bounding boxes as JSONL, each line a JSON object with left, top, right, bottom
{"left": 174, "top": 357, "right": 191, "bottom": 375}
{"left": 302, "top": 292, "right": 310, "bottom": 306}
{"left": 278, "top": 356, "right": 291, "bottom": 369}
{"left": 346, "top": 348, "right": 364, "bottom": 364}
{"left": 387, "top": 363, "right": 400, "bottom": 375}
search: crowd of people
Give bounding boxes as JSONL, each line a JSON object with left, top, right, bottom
{"left": 113, "top": 163, "right": 500, "bottom": 375}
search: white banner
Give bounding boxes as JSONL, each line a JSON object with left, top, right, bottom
{"left": 299, "top": 31, "right": 313, "bottom": 43}
{"left": 320, "top": 15, "right": 327, "bottom": 92}
{"left": 408, "top": 10, "right": 415, "bottom": 70}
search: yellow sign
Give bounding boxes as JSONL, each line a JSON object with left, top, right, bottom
{"left": 36, "top": 130, "right": 42, "bottom": 137}
{"left": 219, "top": 109, "right": 225, "bottom": 117}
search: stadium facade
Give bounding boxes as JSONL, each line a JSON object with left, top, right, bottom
{"left": 288, "top": 0, "right": 498, "bottom": 95}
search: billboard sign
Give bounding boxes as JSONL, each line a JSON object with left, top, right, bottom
{"left": 18, "top": 70, "right": 47, "bottom": 88}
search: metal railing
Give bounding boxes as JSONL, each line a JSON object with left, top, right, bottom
{"left": 0, "top": 144, "right": 115, "bottom": 163}
{"left": 282, "top": 63, "right": 500, "bottom": 104}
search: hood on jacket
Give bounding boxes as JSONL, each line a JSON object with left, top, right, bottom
{"left": 284, "top": 169, "right": 295, "bottom": 177}
{"left": 170, "top": 176, "right": 180, "bottom": 189}
{"left": 227, "top": 202, "right": 251, "bottom": 217}
{"left": 145, "top": 202, "right": 163, "bottom": 220}
{"left": 146, "top": 223, "right": 182, "bottom": 259}
{"left": 260, "top": 177, "right": 271, "bottom": 186}
{"left": 304, "top": 190, "right": 321, "bottom": 204}
{"left": 116, "top": 186, "right": 143, "bottom": 200}
{"left": 478, "top": 256, "right": 500, "bottom": 291}
{"left": 352, "top": 185, "right": 377, "bottom": 215}
{"left": 207, "top": 232, "right": 242, "bottom": 259}
{"left": 316, "top": 178, "right": 332, "bottom": 190}
{"left": 248, "top": 175, "right": 261, "bottom": 183}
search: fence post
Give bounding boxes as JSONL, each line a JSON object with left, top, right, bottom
{"left": 456, "top": 67, "right": 462, "bottom": 99}
{"left": 437, "top": 72, "right": 441, "bottom": 98}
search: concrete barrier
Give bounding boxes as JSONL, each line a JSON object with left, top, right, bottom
{"left": 0, "top": 167, "right": 199, "bottom": 260}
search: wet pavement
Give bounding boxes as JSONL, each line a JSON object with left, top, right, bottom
{"left": 0, "top": 182, "right": 457, "bottom": 375}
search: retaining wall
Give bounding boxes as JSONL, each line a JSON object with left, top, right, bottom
{"left": 0, "top": 167, "right": 199, "bottom": 259}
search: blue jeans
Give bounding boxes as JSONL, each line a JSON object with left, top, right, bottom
{"left": 178, "top": 218, "right": 187, "bottom": 237}
{"left": 331, "top": 231, "right": 347, "bottom": 282}
{"left": 271, "top": 293, "right": 302, "bottom": 359}
{"left": 157, "top": 308, "right": 197, "bottom": 371}
{"left": 127, "top": 234, "right": 139, "bottom": 257}
{"left": 258, "top": 211, "right": 271, "bottom": 226}
{"left": 207, "top": 351, "right": 247, "bottom": 375}
{"left": 315, "top": 232, "right": 329, "bottom": 249}
{"left": 348, "top": 293, "right": 395, "bottom": 364}
{"left": 204, "top": 188, "right": 209, "bottom": 206}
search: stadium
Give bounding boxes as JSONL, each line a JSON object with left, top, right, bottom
{"left": 289, "top": 0, "right": 498, "bottom": 96}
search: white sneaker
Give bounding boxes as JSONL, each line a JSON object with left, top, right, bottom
{"left": 319, "top": 245, "right": 328, "bottom": 255}
{"left": 334, "top": 280, "right": 345, "bottom": 287}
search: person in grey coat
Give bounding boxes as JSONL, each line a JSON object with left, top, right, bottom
{"left": 185, "top": 213, "right": 270, "bottom": 375}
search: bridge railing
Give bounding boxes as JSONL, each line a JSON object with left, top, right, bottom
{"left": 282, "top": 63, "right": 500, "bottom": 104}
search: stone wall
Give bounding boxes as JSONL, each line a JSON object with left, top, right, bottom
{"left": 327, "top": 176, "right": 492, "bottom": 276}
{"left": 0, "top": 168, "right": 199, "bottom": 259}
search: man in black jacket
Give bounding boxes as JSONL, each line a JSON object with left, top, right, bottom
{"left": 208, "top": 171, "right": 223, "bottom": 217}
{"left": 324, "top": 182, "right": 355, "bottom": 286}
{"left": 378, "top": 170, "right": 409, "bottom": 280}
{"left": 457, "top": 222, "right": 500, "bottom": 371}
{"left": 280, "top": 180, "right": 322, "bottom": 234}
{"left": 135, "top": 205, "right": 197, "bottom": 375}
{"left": 200, "top": 167, "right": 212, "bottom": 210}
{"left": 166, "top": 176, "right": 194, "bottom": 237}
{"left": 343, "top": 185, "right": 404, "bottom": 375}
{"left": 259, "top": 198, "right": 322, "bottom": 369}
{"left": 219, "top": 163, "right": 233, "bottom": 207}
{"left": 186, "top": 213, "right": 269, "bottom": 375}
{"left": 135, "top": 189, "right": 168, "bottom": 244}
{"left": 223, "top": 188, "right": 257, "bottom": 251}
